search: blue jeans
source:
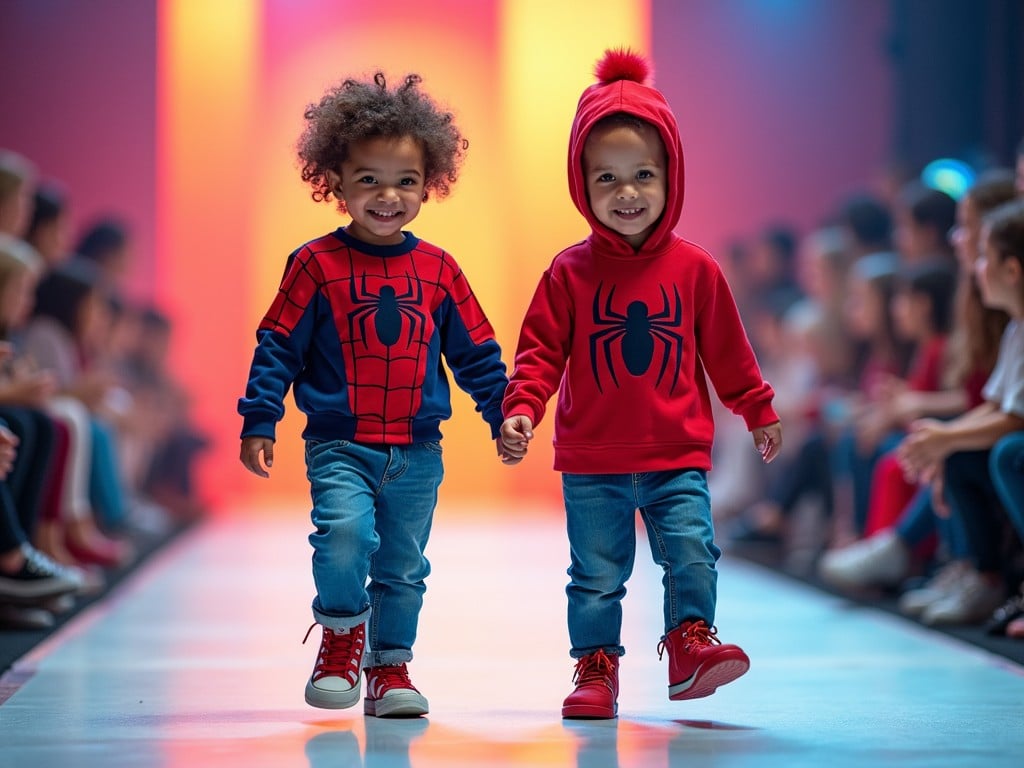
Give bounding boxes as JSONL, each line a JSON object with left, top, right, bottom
{"left": 834, "top": 428, "right": 905, "bottom": 535}
{"left": 894, "top": 486, "right": 969, "bottom": 559}
{"left": 562, "top": 469, "right": 719, "bottom": 658}
{"left": 990, "top": 432, "right": 1024, "bottom": 542}
{"left": 305, "top": 439, "right": 443, "bottom": 667}
{"left": 944, "top": 449, "right": 1006, "bottom": 572}
{"left": 90, "top": 418, "right": 126, "bottom": 528}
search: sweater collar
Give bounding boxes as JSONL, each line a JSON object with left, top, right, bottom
{"left": 333, "top": 227, "right": 420, "bottom": 257}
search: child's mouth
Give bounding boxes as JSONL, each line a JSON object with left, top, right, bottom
{"left": 613, "top": 208, "right": 644, "bottom": 220}
{"left": 369, "top": 210, "right": 402, "bottom": 220}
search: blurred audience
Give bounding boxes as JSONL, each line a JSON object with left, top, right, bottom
{"left": 721, "top": 142, "right": 1024, "bottom": 642}
{"left": 0, "top": 148, "right": 206, "bottom": 630}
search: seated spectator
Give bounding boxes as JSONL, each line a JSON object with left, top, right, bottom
{"left": 816, "top": 171, "right": 1017, "bottom": 596}
{"left": 21, "top": 259, "right": 134, "bottom": 569}
{"left": 898, "top": 200, "right": 1024, "bottom": 627}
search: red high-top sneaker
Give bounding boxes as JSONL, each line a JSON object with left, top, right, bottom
{"left": 658, "top": 620, "right": 749, "bottom": 700}
{"left": 364, "top": 663, "right": 429, "bottom": 718}
{"left": 302, "top": 622, "right": 366, "bottom": 709}
{"left": 561, "top": 650, "right": 620, "bottom": 719}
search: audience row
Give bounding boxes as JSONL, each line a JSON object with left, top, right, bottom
{"left": 0, "top": 149, "right": 207, "bottom": 630}
{"left": 716, "top": 140, "right": 1024, "bottom": 641}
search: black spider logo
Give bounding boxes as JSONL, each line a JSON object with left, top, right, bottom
{"left": 589, "top": 282, "right": 684, "bottom": 393}
{"left": 348, "top": 272, "right": 426, "bottom": 348}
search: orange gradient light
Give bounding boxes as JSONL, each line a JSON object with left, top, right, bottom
{"left": 156, "top": 0, "right": 650, "bottom": 513}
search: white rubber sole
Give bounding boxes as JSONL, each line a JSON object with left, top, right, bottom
{"left": 364, "top": 690, "right": 429, "bottom": 718}
{"left": 304, "top": 679, "right": 361, "bottom": 709}
{"left": 668, "top": 656, "right": 749, "bottom": 700}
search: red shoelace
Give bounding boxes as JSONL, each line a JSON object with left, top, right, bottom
{"left": 303, "top": 623, "right": 363, "bottom": 682}
{"left": 368, "top": 664, "right": 419, "bottom": 693}
{"left": 572, "top": 650, "right": 616, "bottom": 686}
{"left": 657, "top": 621, "right": 720, "bottom": 659}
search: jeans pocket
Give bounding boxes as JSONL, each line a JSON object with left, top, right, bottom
{"left": 422, "top": 440, "right": 443, "bottom": 455}
{"left": 306, "top": 438, "right": 351, "bottom": 460}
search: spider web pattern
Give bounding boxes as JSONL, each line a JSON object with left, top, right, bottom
{"left": 260, "top": 235, "right": 492, "bottom": 443}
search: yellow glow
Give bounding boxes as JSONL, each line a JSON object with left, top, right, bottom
{"left": 498, "top": 0, "right": 651, "bottom": 502}
{"left": 157, "top": 0, "right": 259, "bottom": 507}
{"left": 158, "top": 0, "right": 651, "bottom": 509}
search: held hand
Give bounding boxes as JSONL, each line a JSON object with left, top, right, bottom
{"left": 0, "top": 424, "right": 18, "bottom": 480}
{"left": 495, "top": 436, "right": 522, "bottom": 465}
{"left": 896, "top": 419, "right": 947, "bottom": 478}
{"left": 752, "top": 421, "right": 782, "bottom": 464}
{"left": 240, "top": 436, "right": 274, "bottom": 478}
{"left": 499, "top": 415, "right": 534, "bottom": 464}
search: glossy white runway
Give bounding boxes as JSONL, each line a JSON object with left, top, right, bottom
{"left": 1, "top": 511, "right": 1022, "bottom": 768}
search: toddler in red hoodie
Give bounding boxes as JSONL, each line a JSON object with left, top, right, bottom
{"left": 500, "top": 49, "right": 783, "bottom": 719}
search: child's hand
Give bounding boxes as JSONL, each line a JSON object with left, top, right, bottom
{"left": 499, "top": 415, "right": 534, "bottom": 464}
{"left": 0, "top": 424, "right": 18, "bottom": 480}
{"left": 240, "top": 436, "right": 274, "bottom": 478}
{"left": 752, "top": 421, "right": 782, "bottom": 464}
{"left": 495, "top": 436, "right": 521, "bottom": 465}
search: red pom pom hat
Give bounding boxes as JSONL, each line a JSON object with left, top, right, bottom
{"left": 568, "top": 48, "right": 685, "bottom": 257}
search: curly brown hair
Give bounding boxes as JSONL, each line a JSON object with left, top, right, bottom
{"left": 297, "top": 71, "right": 467, "bottom": 211}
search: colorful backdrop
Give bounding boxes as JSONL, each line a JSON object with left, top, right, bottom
{"left": 0, "top": 0, "right": 890, "bottom": 514}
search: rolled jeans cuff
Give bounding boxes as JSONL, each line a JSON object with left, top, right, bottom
{"left": 570, "top": 645, "right": 625, "bottom": 660}
{"left": 366, "top": 648, "right": 414, "bottom": 668}
{"left": 312, "top": 602, "right": 370, "bottom": 631}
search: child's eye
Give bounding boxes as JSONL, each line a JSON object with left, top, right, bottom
{"left": 637, "top": 170, "right": 654, "bottom": 180}
{"left": 358, "top": 176, "right": 376, "bottom": 184}
{"left": 399, "top": 177, "right": 418, "bottom": 187}
{"left": 596, "top": 173, "right": 615, "bottom": 183}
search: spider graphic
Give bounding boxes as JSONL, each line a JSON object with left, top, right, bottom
{"left": 348, "top": 272, "right": 426, "bottom": 348}
{"left": 589, "top": 282, "right": 684, "bottom": 393}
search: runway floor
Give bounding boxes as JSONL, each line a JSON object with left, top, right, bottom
{"left": 1, "top": 511, "right": 1022, "bottom": 768}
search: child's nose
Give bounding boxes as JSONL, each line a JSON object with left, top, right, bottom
{"left": 616, "top": 183, "right": 638, "bottom": 199}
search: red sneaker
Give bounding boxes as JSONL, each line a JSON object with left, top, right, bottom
{"left": 658, "top": 620, "right": 749, "bottom": 700}
{"left": 302, "top": 622, "right": 366, "bottom": 709}
{"left": 364, "top": 664, "right": 429, "bottom": 718}
{"left": 561, "top": 650, "right": 619, "bottom": 719}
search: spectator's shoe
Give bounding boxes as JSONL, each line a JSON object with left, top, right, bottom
{"left": 65, "top": 529, "right": 135, "bottom": 569}
{"left": 364, "top": 664, "right": 429, "bottom": 718}
{"left": 561, "top": 650, "right": 619, "bottom": 719}
{"left": 302, "top": 622, "right": 366, "bottom": 709}
{"left": 0, "top": 603, "right": 55, "bottom": 630}
{"left": 659, "top": 620, "right": 749, "bottom": 700}
{"left": 1006, "top": 616, "right": 1024, "bottom": 638}
{"left": 818, "top": 530, "right": 910, "bottom": 590}
{"left": 0, "top": 545, "right": 84, "bottom": 604}
{"left": 898, "top": 560, "right": 970, "bottom": 617}
{"left": 983, "top": 589, "right": 1024, "bottom": 636}
{"left": 921, "top": 568, "right": 1005, "bottom": 626}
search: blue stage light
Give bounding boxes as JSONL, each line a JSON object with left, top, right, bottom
{"left": 921, "top": 158, "right": 976, "bottom": 200}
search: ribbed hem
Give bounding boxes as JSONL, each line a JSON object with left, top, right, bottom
{"left": 552, "top": 441, "right": 712, "bottom": 474}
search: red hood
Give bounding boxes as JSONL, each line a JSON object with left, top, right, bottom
{"left": 568, "top": 49, "right": 685, "bottom": 259}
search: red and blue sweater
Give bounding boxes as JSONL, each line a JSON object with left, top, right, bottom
{"left": 239, "top": 227, "right": 507, "bottom": 444}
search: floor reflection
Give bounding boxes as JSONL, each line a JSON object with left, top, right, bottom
{"left": 1, "top": 515, "right": 1022, "bottom": 768}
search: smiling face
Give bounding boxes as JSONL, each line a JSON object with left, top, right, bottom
{"left": 330, "top": 135, "right": 426, "bottom": 246}
{"left": 582, "top": 121, "right": 667, "bottom": 249}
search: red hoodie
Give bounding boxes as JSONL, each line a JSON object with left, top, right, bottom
{"left": 503, "top": 50, "right": 778, "bottom": 473}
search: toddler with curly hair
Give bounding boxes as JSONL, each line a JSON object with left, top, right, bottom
{"left": 238, "top": 71, "right": 509, "bottom": 717}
